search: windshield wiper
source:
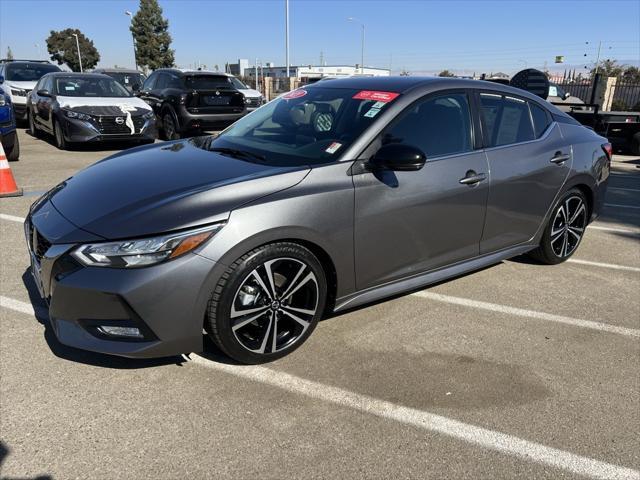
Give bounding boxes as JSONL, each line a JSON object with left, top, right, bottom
{"left": 209, "top": 147, "right": 267, "bottom": 163}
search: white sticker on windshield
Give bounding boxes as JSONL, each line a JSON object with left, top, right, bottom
{"left": 372, "top": 101, "right": 386, "bottom": 109}
{"left": 325, "top": 142, "right": 342, "bottom": 154}
{"left": 364, "top": 107, "right": 381, "bottom": 118}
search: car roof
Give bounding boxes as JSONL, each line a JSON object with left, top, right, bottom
{"left": 94, "top": 68, "right": 142, "bottom": 74}
{"left": 154, "top": 68, "right": 232, "bottom": 77}
{"left": 44, "top": 72, "right": 114, "bottom": 79}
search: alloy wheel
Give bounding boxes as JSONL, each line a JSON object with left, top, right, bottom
{"left": 164, "top": 114, "right": 177, "bottom": 140}
{"left": 550, "top": 195, "right": 587, "bottom": 258}
{"left": 230, "top": 257, "right": 319, "bottom": 354}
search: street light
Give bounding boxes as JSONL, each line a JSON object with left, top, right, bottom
{"left": 347, "top": 17, "right": 365, "bottom": 74}
{"left": 71, "top": 33, "right": 83, "bottom": 72}
{"left": 125, "top": 10, "right": 138, "bottom": 71}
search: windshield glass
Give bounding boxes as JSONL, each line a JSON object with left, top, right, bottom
{"left": 5, "top": 63, "right": 59, "bottom": 81}
{"left": 185, "top": 75, "right": 233, "bottom": 89}
{"left": 106, "top": 72, "right": 145, "bottom": 90}
{"left": 230, "top": 77, "right": 248, "bottom": 89}
{"left": 54, "top": 77, "right": 132, "bottom": 97}
{"left": 197, "top": 86, "right": 400, "bottom": 166}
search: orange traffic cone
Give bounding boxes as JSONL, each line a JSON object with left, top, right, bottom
{"left": 0, "top": 141, "right": 23, "bottom": 198}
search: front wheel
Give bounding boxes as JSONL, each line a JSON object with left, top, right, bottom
{"left": 27, "top": 110, "right": 42, "bottom": 138}
{"left": 528, "top": 188, "right": 588, "bottom": 264}
{"left": 53, "top": 118, "right": 68, "bottom": 150}
{"left": 162, "top": 112, "right": 180, "bottom": 140}
{"left": 207, "top": 242, "right": 327, "bottom": 364}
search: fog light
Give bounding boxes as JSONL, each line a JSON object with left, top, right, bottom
{"left": 97, "top": 326, "right": 143, "bottom": 338}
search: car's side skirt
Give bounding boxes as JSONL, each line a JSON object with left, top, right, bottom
{"left": 333, "top": 244, "right": 536, "bottom": 312}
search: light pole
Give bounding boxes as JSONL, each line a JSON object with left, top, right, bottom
{"left": 125, "top": 11, "right": 138, "bottom": 70}
{"left": 285, "top": 0, "right": 289, "bottom": 77}
{"left": 72, "top": 33, "right": 83, "bottom": 72}
{"left": 347, "top": 17, "right": 365, "bottom": 74}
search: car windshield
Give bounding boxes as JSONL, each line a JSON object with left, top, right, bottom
{"left": 196, "top": 86, "right": 400, "bottom": 166}
{"left": 185, "top": 75, "right": 234, "bottom": 89}
{"left": 105, "top": 72, "right": 145, "bottom": 90}
{"left": 230, "top": 77, "right": 248, "bottom": 89}
{"left": 54, "top": 77, "right": 132, "bottom": 97}
{"left": 5, "top": 63, "right": 59, "bottom": 81}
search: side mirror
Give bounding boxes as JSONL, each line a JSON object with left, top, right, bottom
{"left": 369, "top": 143, "right": 426, "bottom": 171}
{"left": 562, "top": 91, "right": 571, "bottom": 100}
{"left": 132, "top": 83, "right": 140, "bottom": 92}
{"left": 37, "top": 89, "right": 51, "bottom": 97}
{"left": 0, "top": 75, "right": 4, "bottom": 84}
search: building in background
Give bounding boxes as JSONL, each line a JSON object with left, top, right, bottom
{"left": 245, "top": 64, "right": 390, "bottom": 81}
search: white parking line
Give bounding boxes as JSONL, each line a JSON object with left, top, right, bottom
{"left": 188, "top": 354, "right": 639, "bottom": 480}
{"left": 0, "top": 213, "right": 25, "bottom": 223}
{"left": 411, "top": 291, "right": 640, "bottom": 338}
{"left": 604, "top": 203, "right": 640, "bottom": 210}
{"left": 568, "top": 258, "right": 640, "bottom": 273}
{"left": 2, "top": 295, "right": 639, "bottom": 479}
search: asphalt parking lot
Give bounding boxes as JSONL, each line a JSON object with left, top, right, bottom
{"left": 1, "top": 129, "right": 639, "bottom": 479}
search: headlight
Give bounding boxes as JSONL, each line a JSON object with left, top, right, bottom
{"left": 0, "top": 95, "right": 5, "bottom": 106}
{"left": 63, "top": 109, "right": 93, "bottom": 121}
{"left": 143, "top": 110, "right": 155, "bottom": 119}
{"left": 71, "top": 223, "right": 224, "bottom": 268}
{"left": 11, "top": 88, "right": 26, "bottom": 97}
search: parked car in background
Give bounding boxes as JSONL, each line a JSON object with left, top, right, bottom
{"left": 92, "top": 68, "right": 146, "bottom": 94}
{"left": 137, "top": 69, "right": 246, "bottom": 139}
{"left": 25, "top": 77, "right": 610, "bottom": 364}
{"left": 0, "top": 85, "right": 19, "bottom": 160}
{"left": 26, "top": 72, "right": 156, "bottom": 150}
{"left": 547, "top": 83, "right": 585, "bottom": 111}
{"left": 0, "top": 59, "right": 61, "bottom": 122}
{"left": 228, "top": 75, "right": 264, "bottom": 111}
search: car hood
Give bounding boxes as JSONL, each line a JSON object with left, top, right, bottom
{"left": 48, "top": 139, "right": 310, "bottom": 240}
{"left": 239, "top": 88, "right": 262, "bottom": 98}
{"left": 56, "top": 96, "right": 152, "bottom": 115}
{"left": 5, "top": 80, "right": 37, "bottom": 91}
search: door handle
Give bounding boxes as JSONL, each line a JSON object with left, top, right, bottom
{"left": 550, "top": 152, "right": 571, "bottom": 164}
{"left": 459, "top": 171, "right": 487, "bottom": 185}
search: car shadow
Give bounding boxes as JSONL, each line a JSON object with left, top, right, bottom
{"left": 0, "top": 441, "right": 52, "bottom": 480}
{"left": 21, "top": 269, "right": 185, "bottom": 370}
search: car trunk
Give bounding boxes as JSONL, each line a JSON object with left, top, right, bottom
{"left": 186, "top": 89, "right": 245, "bottom": 114}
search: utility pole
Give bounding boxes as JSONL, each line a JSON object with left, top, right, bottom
{"left": 347, "top": 17, "right": 365, "bottom": 74}
{"left": 255, "top": 57, "right": 259, "bottom": 92}
{"left": 594, "top": 40, "right": 602, "bottom": 75}
{"left": 320, "top": 50, "right": 324, "bottom": 66}
{"left": 285, "top": 0, "right": 290, "bottom": 77}
{"left": 72, "top": 33, "right": 83, "bottom": 72}
{"left": 125, "top": 11, "right": 138, "bottom": 70}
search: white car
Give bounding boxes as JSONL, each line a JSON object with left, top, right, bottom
{"left": 227, "top": 75, "right": 264, "bottom": 111}
{"left": 0, "top": 60, "right": 61, "bottom": 121}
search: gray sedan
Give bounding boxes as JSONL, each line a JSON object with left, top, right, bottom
{"left": 25, "top": 77, "right": 610, "bottom": 364}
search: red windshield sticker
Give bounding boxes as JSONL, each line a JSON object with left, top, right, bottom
{"left": 352, "top": 91, "right": 400, "bottom": 102}
{"left": 282, "top": 89, "right": 308, "bottom": 99}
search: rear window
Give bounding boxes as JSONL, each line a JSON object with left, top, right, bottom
{"left": 480, "top": 93, "right": 534, "bottom": 147}
{"left": 185, "top": 75, "right": 233, "bottom": 90}
{"left": 5, "top": 62, "right": 60, "bottom": 81}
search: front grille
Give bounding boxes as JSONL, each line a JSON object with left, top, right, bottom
{"left": 28, "top": 221, "right": 51, "bottom": 261}
{"left": 95, "top": 115, "right": 145, "bottom": 134}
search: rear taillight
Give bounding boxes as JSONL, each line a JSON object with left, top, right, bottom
{"left": 601, "top": 143, "right": 612, "bottom": 162}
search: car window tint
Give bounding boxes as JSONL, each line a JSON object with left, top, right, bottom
{"left": 529, "top": 102, "right": 551, "bottom": 138}
{"left": 155, "top": 73, "right": 168, "bottom": 90}
{"left": 480, "top": 93, "right": 534, "bottom": 147}
{"left": 382, "top": 93, "right": 472, "bottom": 158}
{"left": 142, "top": 74, "right": 156, "bottom": 91}
{"left": 167, "top": 74, "right": 182, "bottom": 89}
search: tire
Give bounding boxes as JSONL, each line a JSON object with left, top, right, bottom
{"left": 631, "top": 132, "right": 640, "bottom": 156}
{"left": 162, "top": 111, "right": 180, "bottom": 140}
{"left": 27, "top": 110, "right": 42, "bottom": 138}
{"left": 6, "top": 132, "right": 19, "bottom": 161}
{"left": 207, "top": 242, "right": 327, "bottom": 364}
{"left": 53, "top": 118, "right": 68, "bottom": 150}
{"left": 528, "top": 188, "right": 588, "bottom": 265}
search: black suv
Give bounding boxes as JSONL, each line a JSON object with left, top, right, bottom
{"left": 137, "top": 69, "right": 246, "bottom": 139}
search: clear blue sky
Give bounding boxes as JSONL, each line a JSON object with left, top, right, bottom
{"left": 0, "top": 0, "right": 638, "bottom": 75}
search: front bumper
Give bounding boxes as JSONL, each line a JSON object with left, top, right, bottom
{"left": 25, "top": 214, "right": 225, "bottom": 358}
{"left": 12, "top": 102, "right": 27, "bottom": 120}
{"left": 61, "top": 115, "right": 157, "bottom": 143}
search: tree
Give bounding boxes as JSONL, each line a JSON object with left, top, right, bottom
{"left": 5, "top": 46, "right": 13, "bottom": 60}
{"left": 46, "top": 29, "right": 100, "bottom": 71}
{"left": 131, "top": 0, "right": 175, "bottom": 71}
{"left": 621, "top": 66, "right": 640, "bottom": 83}
{"left": 590, "top": 59, "right": 623, "bottom": 78}
{"left": 438, "top": 69, "right": 455, "bottom": 77}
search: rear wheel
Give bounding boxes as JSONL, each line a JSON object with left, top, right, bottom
{"left": 207, "top": 242, "right": 327, "bottom": 364}
{"left": 162, "top": 112, "right": 180, "bottom": 140}
{"left": 528, "top": 188, "right": 588, "bottom": 264}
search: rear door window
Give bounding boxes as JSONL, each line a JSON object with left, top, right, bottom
{"left": 142, "top": 73, "right": 156, "bottom": 91}
{"left": 480, "top": 93, "right": 535, "bottom": 147}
